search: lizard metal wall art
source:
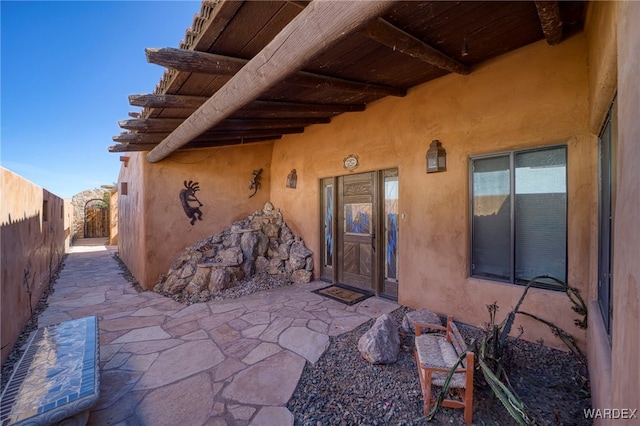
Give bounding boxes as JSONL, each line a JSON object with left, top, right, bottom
{"left": 249, "top": 169, "right": 262, "bottom": 198}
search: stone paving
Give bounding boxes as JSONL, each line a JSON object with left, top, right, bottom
{"left": 38, "top": 238, "right": 399, "bottom": 425}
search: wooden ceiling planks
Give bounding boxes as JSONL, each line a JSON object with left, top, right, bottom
{"left": 186, "top": 2, "right": 298, "bottom": 109}
{"left": 144, "top": 0, "right": 244, "bottom": 121}
{"left": 115, "top": 0, "right": 586, "bottom": 159}
{"left": 145, "top": 0, "right": 397, "bottom": 162}
{"left": 150, "top": 1, "right": 294, "bottom": 123}
{"left": 234, "top": 2, "right": 304, "bottom": 58}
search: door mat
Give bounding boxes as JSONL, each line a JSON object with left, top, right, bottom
{"left": 313, "top": 284, "right": 373, "bottom": 306}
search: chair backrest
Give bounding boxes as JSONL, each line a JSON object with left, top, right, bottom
{"left": 449, "top": 321, "right": 467, "bottom": 354}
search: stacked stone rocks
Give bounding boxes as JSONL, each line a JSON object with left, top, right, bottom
{"left": 154, "top": 202, "right": 313, "bottom": 302}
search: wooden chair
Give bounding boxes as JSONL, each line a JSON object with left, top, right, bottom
{"left": 413, "top": 314, "right": 474, "bottom": 424}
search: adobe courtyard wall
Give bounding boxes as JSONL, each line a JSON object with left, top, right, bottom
{"left": 612, "top": 0, "right": 640, "bottom": 416}
{"left": 118, "top": 143, "right": 273, "bottom": 290}
{"left": 1, "top": 168, "right": 72, "bottom": 366}
{"left": 117, "top": 153, "right": 148, "bottom": 289}
{"left": 109, "top": 188, "right": 118, "bottom": 245}
{"left": 584, "top": 0, "right": 619, "bottom": 418}
{"left": 270, "top": 34, "right": 593, "bottom": 351}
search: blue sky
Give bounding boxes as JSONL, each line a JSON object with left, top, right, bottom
{"left": 1, "top": 1, "right": 199, "bottom": 199}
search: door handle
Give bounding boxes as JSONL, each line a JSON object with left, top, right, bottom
{"left": 371, "top": 231, "right": 375, "bottom": 252}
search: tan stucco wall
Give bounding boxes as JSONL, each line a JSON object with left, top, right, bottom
{"left": 271, "top": 35, "right": 593, "bottom": 350}
{"left": 611, "top": 0, "right": 640, "bottom": 417}
{"left": 109, "top": 189, "right": 118, "bottom": 245}
{"left": 117, "top": 153, "right": 147, "bottom": 288}
{"left": 118, "top": 143, "right": 273, "bottom": 289}
{"left": 584, "top": 1, "right": 619, "bottom": 418}
{"left": 586, "top": 1, "right": 619, "bottom": 134}
{"left": 1, "top": 168, "right": 70, "bottom": 366}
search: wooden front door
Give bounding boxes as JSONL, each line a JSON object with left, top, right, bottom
{"left": 321, "top": 169, "right": 399, "bottom": 298}
{"left": 337, "top": 172, "right": 377, "bottom": 291}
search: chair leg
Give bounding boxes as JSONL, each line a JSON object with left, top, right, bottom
{"left": 423, "top": 371, "right": 433, "bottom": 415}
{"left": 457, "top": 387, "right": 473, "bottom": 424}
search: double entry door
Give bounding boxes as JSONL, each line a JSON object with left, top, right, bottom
{"left": 320, "top": 169, "right": 398, "bottom": 299}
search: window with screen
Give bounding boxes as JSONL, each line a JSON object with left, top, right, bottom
{"left": 471, "top": 145, "right": 567, "bottom": 289}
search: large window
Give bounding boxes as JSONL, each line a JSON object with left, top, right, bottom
{"left": 470, "top": 145, "right": 567, "bottom": 288}
{"left": 598, "top": 101, "right": 616, "bottom": 338}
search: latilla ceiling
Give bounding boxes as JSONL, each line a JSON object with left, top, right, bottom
{"left": 110, "top": 0, "right": 585, "bottom": 161}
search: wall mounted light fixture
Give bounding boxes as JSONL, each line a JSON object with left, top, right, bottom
{"left": 286, "top": 169, "right": 298, "bottom": 188}
{"left": 426, "top": 140, "right": 446, "bottom": 173}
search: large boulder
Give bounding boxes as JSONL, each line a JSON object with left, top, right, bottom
{"left": 358, "top": 314, "right": 400, "bottom": 364}
{"left": 241, "top": 232, "right": 259, "bottom": 261}
{"left": 291, "top": 269, "right": 312, "bottom": 284}
{"left": 218, "top": 247, "right": 243, "bottom": 266}
{"left": 402, "top": 309, "right": 441, "bottom": 334}
{"left": 188, "top": 267, "right": 212, "bottom": 293}
{"left": 209, "top": 268, "right": 233, "bottom": 292}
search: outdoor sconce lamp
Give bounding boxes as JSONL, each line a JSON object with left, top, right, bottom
{"left": 286, "top": 169, "right": 297, "bottom": 189}
{"left": 426, "top": 140, "right": 446, "bottom": 173}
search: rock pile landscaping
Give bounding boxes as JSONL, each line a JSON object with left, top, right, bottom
{"left": 154, "top": 202, "right": 313, "bottom": 303}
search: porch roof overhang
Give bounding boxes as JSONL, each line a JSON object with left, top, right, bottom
{"left": 109, "top": 0, "right": 585, "bottom": 161}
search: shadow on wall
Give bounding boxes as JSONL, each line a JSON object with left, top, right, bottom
{"left": 1, "top": 210, "right": 68, "bottom": 367}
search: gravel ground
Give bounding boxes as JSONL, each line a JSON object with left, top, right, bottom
{"left": 3, "top": 255, "right": 591, "bottom": 425}
{"left": 287, "top": 307, "right": 592, "bottom": 426}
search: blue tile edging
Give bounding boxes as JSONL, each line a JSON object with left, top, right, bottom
{"left": 0, "top": 316, "right": 100, "bottom": 426}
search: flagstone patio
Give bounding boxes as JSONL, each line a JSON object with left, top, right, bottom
{"left": 36, "top": 238, "right": 398, "bottom": 425}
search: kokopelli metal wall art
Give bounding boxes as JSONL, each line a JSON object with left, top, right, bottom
{"left": 180, "top": 180, "right": 203, "bottom": 225}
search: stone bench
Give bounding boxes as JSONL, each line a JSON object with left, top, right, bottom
{"left": 0, "top": 316, "right": 100, "bottom": 426}
{"left": 413, "top": 314, "right": 474, "bottom": 424}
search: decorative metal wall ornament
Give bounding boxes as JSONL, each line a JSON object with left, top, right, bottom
{"left": 343, "top": 154, "right": 359, "bottom": 171}
{"left": 249, "top": 168, "right": 263, "bottom": 198}
{"left": 180, "top": 180, "right": 203, "bottom": 225}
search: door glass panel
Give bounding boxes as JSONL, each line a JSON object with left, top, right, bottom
{"left": 384, "top": 173, "right": 398, "bottom": 282}
{"left": 344, "top": 203, "right": 372, "bottom": 235}
{"left": 323, "top": 181, "right": 334, "bottom": 268}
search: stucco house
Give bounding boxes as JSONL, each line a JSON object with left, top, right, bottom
{"left": 110, "top": 1, "right": 639, "bottom": 419}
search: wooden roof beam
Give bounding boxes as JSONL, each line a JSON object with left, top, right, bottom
{"left": 361, "top": 19, "right": 470, "bottom": 75}
{"left": 289, "top": 1, "right": 469, "bottom": 75}
{"left": 119, "top": 118, "right": 184, "bottom": 133}
{"left": 246, "top": 100, "right": 365, "bottom": 114}
{"left": 119, "top": 117, "right": 331, "bottom": 133}
{"left": 535, "top": 1, "right": 563, "bottom": 45}
{"left": 146, "top": 47, "right": 405, "bottom": 98}
{"left": 129, "top": 94, "right": 366, "bottom": 114}
{"left": 115, "top": 127, "right": 306, "bottom": 144}
{"left": 146, "top": 0, "right": 396, "bottom": 163}
{"left": 110, "top": 135, "right": 283, "bottom": 153}
{"left": 129, "top": 94, "right": 208, "bottom": 109}
{"left": 114, "top": 132, "right": 167, "bottom": 144}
